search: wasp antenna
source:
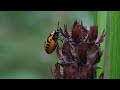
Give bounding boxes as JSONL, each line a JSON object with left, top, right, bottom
{"left": 60, "top": 27, "right": 62, "bottom": 30}
{"left": 65, "top": 24, "right": 67, "bottom": 28}
{"left": 56, "top": 22, "right": 60, "bottom": 32}
{"left": 58, "top": 21, "right": 60, "bottom": 28}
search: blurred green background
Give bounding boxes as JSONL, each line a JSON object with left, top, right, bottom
{"left": 0, "top": 11, "right": 94, "bottom": 79}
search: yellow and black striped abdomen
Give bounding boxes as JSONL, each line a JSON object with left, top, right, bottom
{"left": 44, "top": 36, "right": 58, "bottom": 54}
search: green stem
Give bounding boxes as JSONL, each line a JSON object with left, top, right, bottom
{"left": 104, "top": 11, "right": 110, "bottom": 79}
{"left": 94, "top": 11, "right": 107, "bottom": 78}
{"left": 110, "top": 11, "right": 120, "bottom": 79}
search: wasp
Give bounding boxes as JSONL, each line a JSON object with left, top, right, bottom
{"left": 44, "top": 22, "right": 64, "bottom": 54}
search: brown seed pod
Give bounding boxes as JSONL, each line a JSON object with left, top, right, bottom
{"left": 76, "top": 43, "right": 90, "bottom": 66}
{"left": 71, "top": 20, "right": 82, "bottom": 44}
{"left": 87, "top": 25, "right": 98, "bottom": 44}
{"left": 54, "top": 63, "right": 63, "bottom": 79}
{"left": 52, "top": 21, "right": 105, "bottom": 79}
{"left": 95, "top": 29, "right": 106, "bottom": 45}
{"left": 64, "top": 65, "right": 78, "bottom": 79}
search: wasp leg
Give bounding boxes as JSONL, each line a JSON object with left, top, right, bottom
{"left": 61, "top": 38, "right": 65, "bottom": 42}
{"left": 58, "top": 37, "right": 65, "bottom": 42}
{"left": 58, "top": 38, "right": 65, "bottom": 42}
{"left": 56, "top": 44, "right": 60, "bottom": 49}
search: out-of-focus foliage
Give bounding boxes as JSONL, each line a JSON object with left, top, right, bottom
{"left": 94, "top": 11, "right": 120, "bottom": 79}
{"left": 109, "top": 11, "right": 120, "bottom": 79}
{"left": 93, "top": 11, "right": 107, "bottom": 78}
{"left": 0, "top": 11, "right": 93, "bottom": 79}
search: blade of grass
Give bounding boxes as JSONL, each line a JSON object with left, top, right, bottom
{"left": 104, "top": 11, "right": 110, "bottom": 79}
{"left": 118, "top": 12, "right": 120, "bottom": 78}
{"left": 94, "top": 11, "right": 107, "bottom": 78}
{"left": 109, "top": 11, "right": 120, "bottom": 79}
